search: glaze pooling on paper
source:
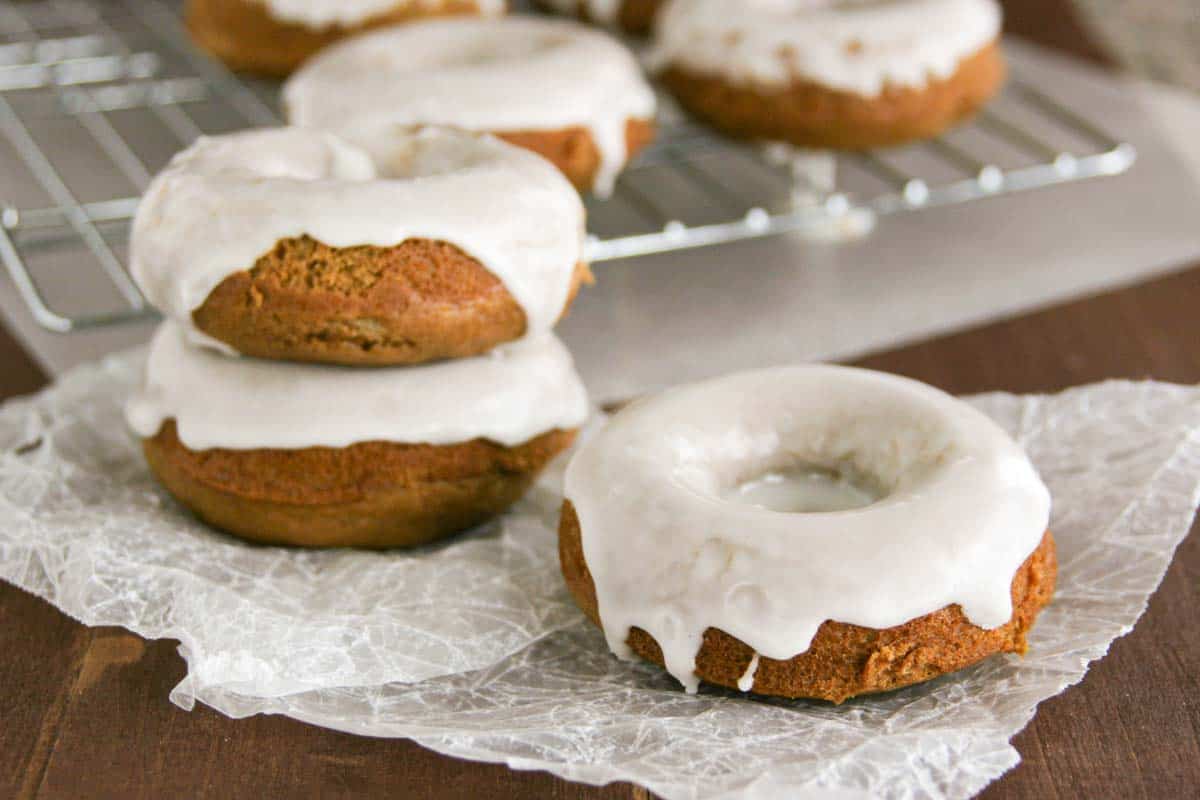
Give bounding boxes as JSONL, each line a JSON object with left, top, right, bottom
{"left": 284, "top": 17, "right": 656, "bottom": 195}
{"left": 130, "top": 127, "right": 584, "bottom": 348}
{"left": 256, "top": 0, "right": 505, "bottom": 29}
{"left": 565, "top": 365, "right": 1051, "bottom": 692}
{"left": 127, "top": 320, "right": 589, "bottom": 450}
{"left": 651, "top": 0, "right": 1002, "bottom": 96}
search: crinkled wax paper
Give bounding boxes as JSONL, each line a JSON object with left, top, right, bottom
{"left": 2, "top": 348, "right": 1199, "bottom": 800}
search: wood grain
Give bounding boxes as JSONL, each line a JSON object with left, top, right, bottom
{"left": 1, "top": 1, "right": 1198, "bottom": 798}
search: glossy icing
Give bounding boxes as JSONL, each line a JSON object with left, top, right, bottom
{"left": 127, "top": 320, "right": 589, "bottom": 450}
{"left": 650, "top": 0, "right": 1002, "bottom": 97}
{"left": 130, "top": 127, "right": 585, "bottom": 349}
{"left": 256, "top": 0, "right": 505, "bottom": 29}
{"left": 284, "top": 17, "right": 656, "bottom": 195}
{"left": 564, "top": 365, "right": 1050, "bottom": 693}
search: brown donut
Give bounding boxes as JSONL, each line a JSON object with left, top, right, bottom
{"left": 535, "top": 0, "right": 665, "bottom": 35}
{"left": 496, "top": 118, "right": 656, "bottom": 193}
{"left": 185, "top": 0, "right": 504, "bottom": 77}
{"left": 559, "top": 501, "right": 1056, "bottom": 703}
{"left": 145, "top": 420, "right": 577, "bottom": 549}
{"left": 661, "top": 41, "right": 1006, "bottom": 150}
{"left": 190, "top": 236, "right": 592, "bottom": 367}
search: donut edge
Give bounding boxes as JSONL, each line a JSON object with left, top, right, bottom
{"left": 559, "top": 500, "right": 1057, "bottom": 703}
{"left": 144, "top": 421, "right": 578, "bottom": 549}
{"left": 659, "top": 40, "right": 1007, "bottom": 150}
{"left": 192, "top": 237, "right": 594, "bottom": 367}
{"left": 185, "top": 0, "right": 503, "bottom": 77}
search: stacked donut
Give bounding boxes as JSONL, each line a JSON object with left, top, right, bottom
{"left": 126, "top": 126, "right": 591, "bottom": 549}
{"left": 165, "top": 2, "right": 1055, "bottom": 702}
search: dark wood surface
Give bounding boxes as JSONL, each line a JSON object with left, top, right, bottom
{"left": 2, "top": 2, "right": 1199, "bottom": 798}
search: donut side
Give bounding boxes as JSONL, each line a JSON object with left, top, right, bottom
{"left": 660, "top": 41, "right": 1006, "bottom": 150}
{"left": 145, "top": 421, "right": 577, "bottom": 549}
{"left": 559, "top": 501, "right": 1056, "bottom": 703}
{"left": 496, "top": 118, "right": 657, "bottom": 193}
{"left": 185, "top": 0, "right": 499, "bottom": 77}
{"left": 191, "top": 237, "right": 592, "bottom": 366}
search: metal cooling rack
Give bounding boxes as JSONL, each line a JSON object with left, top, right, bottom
{"left": 0, "top": 0, "right": 1137, "bottom": 333}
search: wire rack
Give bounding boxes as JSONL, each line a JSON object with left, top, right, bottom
{"left": 0, "top": 0, "right": 1137, "bottom": 333}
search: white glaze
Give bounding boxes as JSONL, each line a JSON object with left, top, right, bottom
{"left": 540, "top": 0, "right": 623, "bottom": 25}
{"left": 127, "top": 320, "right": 589, "bottom": 451}
{"left": 284, "top": 17, "right": 656, "bottom": 195}
{"left": 724, "top": 466, "right": 881, "bottom": 513}
{"left": 130, "top": 127, "right": 584, "bottom": 349}
{"left": 255, "top": 0, "right": 505, "bottom": 29}
{"left": 564, "top": 365, "right": 1050, "bottom": 693}
{"left": 650, "top": 0, "right": 1002, "bottom": 97}
{"left": 737, "top": 653, "right": 760, "bottom": 692}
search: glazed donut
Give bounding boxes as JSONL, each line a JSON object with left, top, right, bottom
{"left": 284, "top": 17, "right": 657, "bottom": 195}
{"left": 131, "top": 127, "right": 587, "bottom": 366}
{"left": 128, "top": 320, "right": 589, "bottom": 549}
{"left": 650, "top": 0, "right": 1006, "bottom": 149}
{"left": 535, "top": 0, "right": 665, "bottom": 35}
{"left": 185, "top": 0, "right": 506, "bottom": 77}
{"left": 560, "top": 366, "right": 1055, "bottom": 702}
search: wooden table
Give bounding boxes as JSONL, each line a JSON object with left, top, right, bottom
{"left": 2, "top": 3, "right": 1198, "bottom": 797}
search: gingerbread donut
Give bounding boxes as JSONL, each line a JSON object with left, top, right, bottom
{"left": 186, "top": 0, "right": 506, "bottom": 77}
{"left": 284, "top": 17, "right": 657, "bottom": 195}
{"left": 128, "top": 320, "right": 588, "bottom": 549}
{"left": 651, "top": 0, "right": 1006, "bottom": 149}
{"left": 560, "top": 366, "right": 1055, "bottom": 702}
{"left": 535, "top": 0, "right": 665, "bottom": 35}
{"left": 130, "top": 127, "right": 587, "bottom": 366}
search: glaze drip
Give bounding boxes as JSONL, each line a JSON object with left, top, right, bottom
{"left": 564, "top": 366, "right": 1050, "bottom": 693}
{"left": 650, "top": 0, "right": 1002, "bottom": 97}
{"left": 283, "top": 17, "right": 656, "bottom": 195}
{"left": 130, "top": 127, "right": 584, "bottom": 349}
{"left": 127, "top": 320, "right": 589, "bottom": 451}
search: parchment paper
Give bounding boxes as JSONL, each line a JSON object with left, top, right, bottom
{"left": 2, "top": 347, "right": 1198, "bottom": 800}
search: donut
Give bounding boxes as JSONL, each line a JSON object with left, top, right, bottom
{"left": 185, "top": 0, "right": 507, "bottom": 77}
{"left": 284, "top": 17, "right": 657, "bottom": 195}
{"left": 560, "top": 366, "right": 1055, "bottom": 702}
{"left": 650, "top": 0, "right": 1006, "bottom": 149}
{"left": 534, "top": 0, "right": 665, "bottom": 35}
{"left": 131, "top": 127, "right": 587, "bottom": 366}
{"left": 128, "top": 320, "right": 589, "bottom": 549}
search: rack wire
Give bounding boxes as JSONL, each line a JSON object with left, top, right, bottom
{"left": 0, "top": 0, "right": 1136, "bottom": 333}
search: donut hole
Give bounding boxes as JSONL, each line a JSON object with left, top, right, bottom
{"left": 723, "top": 462, "right": 883, "bottom": 513}
{"left": 453, "top": 31, "right": 572, "bottom": 66}
{"left": 672, "top": 404, "right": 957, "bottom": 515}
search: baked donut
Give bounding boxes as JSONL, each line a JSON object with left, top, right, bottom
{"left": 128, "top": 320, "right": 589, "bottom": 549}
{"left": 650, "top": 0, "right": 1006, "bottom": 149}
{"left": 535, "top": 0, "right": 664, "bottom": 35}
{"left": 560, "top": 366, "right": 1055, "bottom": 702}
{"left": 130, "top": 127, "right": 587, "bottom": 366}
{"left": 284, "top": 17, "right": 657, "bottom": 195}
{"left": 185, "top": 0, "right": 506, "bottom": 77}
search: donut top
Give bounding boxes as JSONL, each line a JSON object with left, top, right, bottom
{"left": 650, "top": 0, "right": 1003, "bottom": 97}
{"left": 130, "top": 127, "right": 585, "bottom": 347}
{"left": 564, "top": 365, "right": 1051, "bottom": 693}
{"left": 254, "top": 0, "right": 506, "bottom": 29}
{"left": 127, "top": 320, "right": 589, "bottom": 451}
{"left": 540, "top": 0, "right": 622, "bottom": 24}
{"left": 283, "top": 17, "right": 657, "bottom": 195}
